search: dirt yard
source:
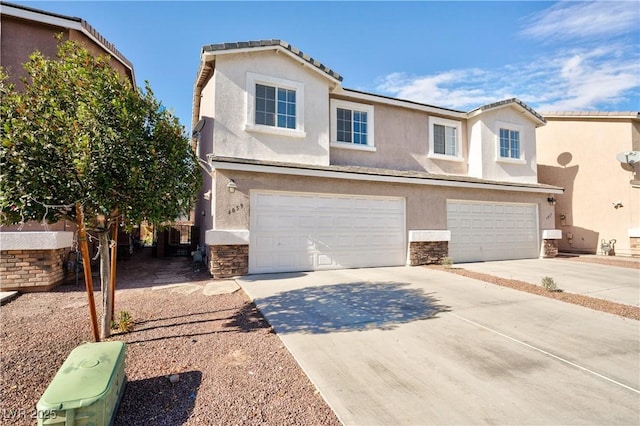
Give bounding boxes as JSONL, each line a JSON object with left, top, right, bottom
{"left": 0, "top": 249, "right": 340, "bottom": 425}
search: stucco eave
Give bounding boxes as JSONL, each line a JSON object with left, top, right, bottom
{"left": 208, "top": 156, "right": 564, "bottom": 195}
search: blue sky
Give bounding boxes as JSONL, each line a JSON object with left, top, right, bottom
{"left": 10, "top": 1, "right": 640, "bottom": 132}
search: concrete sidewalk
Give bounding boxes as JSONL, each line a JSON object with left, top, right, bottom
{"left": 238, "top": 266, "right": 640, "bottom": 425}
{"left": 458, "top": 258, "right": 640, "bottom": 306}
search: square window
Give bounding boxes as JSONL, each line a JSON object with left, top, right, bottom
{"left": 499, "top": 128, "right": 521, "bottom": 159}
{"left": 246, "top": 72, "right": 305, "bottom": 137}
{"left": 428, "top": 116, "right": 462, "bottom": 161}
{"left": 336, "top": 107, "right": 369, "bottom": 145}
{"left": 255, "top": 84, "right": 296, "bottom": 129}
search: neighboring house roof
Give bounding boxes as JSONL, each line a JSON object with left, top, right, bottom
{"left": 468, "top": 98, "right": 546, "bottom": 127}
{"left": 1, "top": 1, "right": 135, "bottom": 85}
{"left": 541, "top": 111, "right": 640, "bottom": 120}
{"left": 208, "top": 155, "right": 564, "bottom": 194}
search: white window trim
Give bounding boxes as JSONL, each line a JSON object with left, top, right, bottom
{"left": 330, "top": 99, "right": 375, "bottom": 151}
{"left": 495, "top": 121, "right": 526, "bottom": 164}
{"left": 245, "top": 72, "right": 306, "bottom": 138}
{"left": 428, "top": 116, "right": 463, "bottom": 162}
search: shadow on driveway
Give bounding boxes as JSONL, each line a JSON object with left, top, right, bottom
{"left": 255, "top": 281, "right": 450, "bottom": 334}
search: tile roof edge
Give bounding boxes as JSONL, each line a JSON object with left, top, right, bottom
{"left": 201, "top": 39, "right": 343, "bottom": 82}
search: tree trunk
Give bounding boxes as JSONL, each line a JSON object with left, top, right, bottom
{"left": 109, "top": 217, "right": 118, "bottom": 323}
{"left": 75, "top": 203, "right": 100, "bottom": 342}
{"left": 99, "top": 231, "right": 112, "bottom": 338}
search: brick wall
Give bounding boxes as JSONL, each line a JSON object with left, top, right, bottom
{"left": 408, "top": 241, "right": 448, "bottom": 266}
{"left": 208, "top": 245, "right": 248, "bottom": 278}
{"left": 0, "top": 248, "right": 66, "bottom": 291}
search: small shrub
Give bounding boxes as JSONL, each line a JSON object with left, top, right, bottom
{"left": 111, "top": 310, "right": 134, "bottom": 333}
{"left": 541, "top": 276, "right": 560, "bottom": 292}
{"left": 441, "top": 257, "right": 454, "bottom": 268}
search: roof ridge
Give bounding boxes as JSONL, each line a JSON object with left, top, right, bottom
{"left": 201, "top": 39, "right": 343, "bottom": 82}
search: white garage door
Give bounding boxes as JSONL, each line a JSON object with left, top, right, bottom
{"left": 447, "top": 200, "right": 539, "bottom": 263}
{"left": 250, "top": 191, "right": 406, "bottom": 274}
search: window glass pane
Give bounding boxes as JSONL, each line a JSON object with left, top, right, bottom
{"left": 276, "top": 88, "right": 296, "bottom": 129}
{"left": 434, "top": 124, "right": 445, "bottom": 154}
{"left": 256, "top": 84, "right": 276, "bottom": 126}
{"left": 499, "top": 128, "right": 510, "bottom": 157}
{"left": 445, "top": 126, "right": 456, "bottom": 155}
{"left": 510, "top": 130, "right": 520, "bottom": 158}
{"left": 337, "top": 108, "right": 352, "bottom": 142}
{"left": 353, "top": 111, "right": 368, "bottom": 145}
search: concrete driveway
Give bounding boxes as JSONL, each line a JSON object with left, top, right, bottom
{"left": 238, "top": 266, "right": 640, "bottom": 425}
{"left": 458, "top": 258, "right": 639, "bottom": 307}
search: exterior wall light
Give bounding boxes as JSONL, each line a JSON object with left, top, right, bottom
{"left": 226, "top": 180, "right": 237, "bottom": 193}
{"left": 547, "top": 197, "right": 557, "bottom": 206}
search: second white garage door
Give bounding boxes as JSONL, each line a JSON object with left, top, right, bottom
{"left": 250, "top": 191, "right": 406, "bottom": 274}
{"left": 447, "top": 200, "right": 539, "bottom": 263}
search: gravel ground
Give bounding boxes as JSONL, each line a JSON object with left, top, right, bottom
{"left": 0, "top": 250, "right": 340, "bottom": 426}
{"left": 430, "top": 255, "right": 640, "bottom": 321}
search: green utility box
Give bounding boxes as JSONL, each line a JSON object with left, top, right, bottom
{"left": 37, "top": 341, "right": 126, "bottom": 426}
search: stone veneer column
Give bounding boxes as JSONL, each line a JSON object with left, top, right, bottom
{"left": 205, "top": 230, "right": 249, "bottom": 278}
{"left": 540, "top": 229, "right": 562, "bottom": 258}
{"left": 407, "top": 230, "right": 451, "bottom": 266}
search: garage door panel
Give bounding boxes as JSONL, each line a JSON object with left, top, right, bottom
{"left": 250, "top": 191, "right": 406, "bottom": 273}
{"left": 448, "top": 200, "right": 539, "bottom": 263}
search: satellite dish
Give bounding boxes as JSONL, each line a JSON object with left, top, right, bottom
{"left": 192, "top": 119, "right": 206, "bottom": 137}
{"left": 616, "top": 151, "right": 640, "bottom": 165}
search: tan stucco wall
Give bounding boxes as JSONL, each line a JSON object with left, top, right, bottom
{"left": 210, "top": 169, "right": 555, "bottom": 238}
{"left": 329, "top": 98, "right": 468, "bottom": 175}
{"left": 537, "top": 116, "right": 640, "bottom": 255}
{"left": 207, "top": 51, "right": 331, "bottom": 166}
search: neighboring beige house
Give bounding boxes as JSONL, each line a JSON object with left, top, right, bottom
{"left": 537, "top": 112, "right": 640, "bottom": 256}
{"left": 0, "top": 2, "right": 136, "bottom": 291}
{"left": 192, "top": 40, "right": 563, "bottom": 277}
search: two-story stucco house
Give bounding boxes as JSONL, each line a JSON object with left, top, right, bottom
{"left": 191, "top": 40, "right": 563, "bottom": 277}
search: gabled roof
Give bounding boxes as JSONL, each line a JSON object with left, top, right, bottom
{"left": 1, "top": 1, "right": 135, "bottom": 85}
{"left": 467, "top": 98, "right": 546, "bottom": 126}
{"left": 200, "top": 39, "right": 343, "bottom": 83}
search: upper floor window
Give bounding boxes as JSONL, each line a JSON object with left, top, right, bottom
{"left": 499, "top": 128, "right": 520, "bottom": 159}
{"left": 246, "top": 72, "right": 305, "bottom": 138}
{"left": 256, "top": 84, "right": 296, "bottom": 129}
{"left": 331, "top": 99, "right": 375, "bottom": 151}
{"left": 495, "top": 121, "right": 525, "bottom": 163}
{"left": 428, "top": 116, "right": 462, "bottom": 161}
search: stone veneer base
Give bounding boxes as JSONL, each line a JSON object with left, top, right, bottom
{"left": 208, "top": 244, "right": 249, "bottom": 278}
{"left": 541, "top": 239, "right": 559, "bottom": 258}
{"left": 408, "top": 241, "right": 448, "bottom": 266}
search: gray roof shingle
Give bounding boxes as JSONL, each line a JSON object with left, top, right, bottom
{"left": 201, "top": 39, "right": 343, "bottom": 82}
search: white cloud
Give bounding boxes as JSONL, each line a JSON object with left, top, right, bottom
{"left": 375, "top": 69, "right": 500, "bottom": 110}
{"left": 374, "top": 45, "right": 639, "bottom": 111}
{"left": 520, "top": 1, "right": 639, "bottom": 42}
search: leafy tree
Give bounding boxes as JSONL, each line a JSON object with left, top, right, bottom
{"left": 1, "top": 39, "right": 201, "bottom": 339}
